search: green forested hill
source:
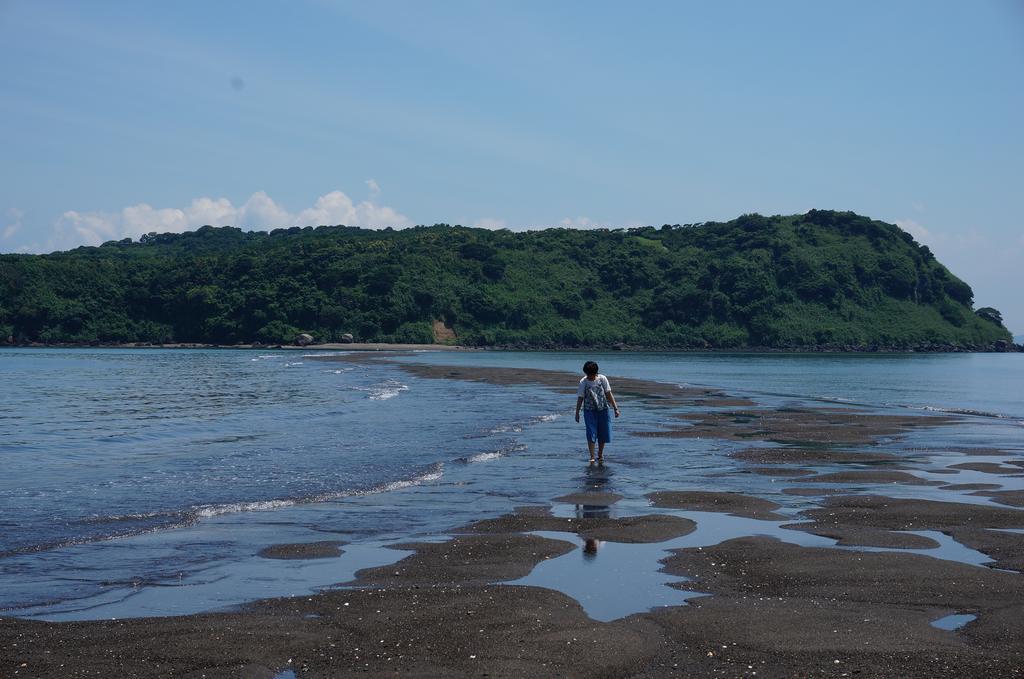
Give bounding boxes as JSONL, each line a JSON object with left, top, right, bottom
{"left": 0, "top": 210, "right": 1011, "bottom": 349}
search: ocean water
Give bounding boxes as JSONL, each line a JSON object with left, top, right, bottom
{"left": 1, "top": 348, "right": 1021, "bottom": 620}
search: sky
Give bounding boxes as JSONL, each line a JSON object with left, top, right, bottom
{"left": 1, "top": 1, "right": 1022, "bottom": 332}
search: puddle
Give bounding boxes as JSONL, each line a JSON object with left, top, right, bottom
{"left": 571, "top": 504, "right": 614, "bottom": 519}
{"left": 505, "top": 511, "right": 999, "bottom": 622}
{"left": 274, "top": 670, "right": 297, "bottom": 679}
{"left": 930, "top": 613, "right": 976, "bottom": 630}
{"left": 917, "top": 464, "right": 1024, "bottom": 492}
{"left": 845, "top": 530, "right": 994, "bottom": 567}
{"left": 506, "top": 512, "right": 836, "bottom": 622}
{"left": 507, "top": 531, "right": 707, "bottom": 621}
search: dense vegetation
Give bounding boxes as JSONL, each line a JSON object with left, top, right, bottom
{"left": 0, "top": 210, "right": 1011, "bottom": 349}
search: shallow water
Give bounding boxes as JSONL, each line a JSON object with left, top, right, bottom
{"left": 930, "top": 613, "right": 976, "bottom": 631}
{"left": 511, "top": 512, "right": 995, "bottom": 622}
{"left": 1, "top": 348, "right": 1022, "bottom": 620}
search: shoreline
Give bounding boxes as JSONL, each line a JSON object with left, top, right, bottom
{"left": 3, "top": 489, "right": 1023, "bottom": 676}
{"left": 3, "top": 358, "right": 1023, "bottom": 676}
{"left": 2, "top": 341, "right": 1022, "bottom": 353}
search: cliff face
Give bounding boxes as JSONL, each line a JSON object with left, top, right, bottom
{"left": 0, "top": 210, "right": 1011, "bottom": 349}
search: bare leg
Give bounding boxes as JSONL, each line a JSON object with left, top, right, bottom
{"left": 587, "top": 440, "right": 595, "bottom": 461}
{"left": 597, "top": 441, "right": 606, "bottom": 460}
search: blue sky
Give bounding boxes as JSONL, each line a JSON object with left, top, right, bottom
{"left": 1, "top": 1, "right": 1022, "bottom": 331}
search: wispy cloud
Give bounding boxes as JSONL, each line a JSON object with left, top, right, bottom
{"left": 46, "top": 189, "right": 410, "bottom": 252}
{"left": 470, "top": 215, "right": 645, "bottom": 231}
{"left": 557, "top": 216, "right": 615, "bottom": 230}
{"left": 894, "top": 218, "right": 932, "bottom": 245}
{"left": 2, "top": 208, "right": 24, "bottom": 240}
{"left": 473, "top": 217, "right": 507, "bottom": 230}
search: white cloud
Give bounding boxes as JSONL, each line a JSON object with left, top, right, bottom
{"left": 3, "top": 208, "right": 24, "bottom": 240}
{"left": 236, "top": 191, "right": 293, "bottom": 230}
{"left": 558, "top": 216, "right": 610, "bottom": 229}
{"left": 47, "top": 189, "right": 411, "bottom": 251}
{"left": 365, "top": 178, "right": 381, "bottom": 196}
{"left": 894, "top": 218, "right": 932, "bottom": 245}
{"left": 473, "top": 217, "right": 507, "bottom": 230}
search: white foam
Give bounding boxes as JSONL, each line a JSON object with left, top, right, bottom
{"left": 466, "top": 451, "right": 503, "bottom": 463}
{"left": 372, "top": 387, "right": 407, "bottom": 400}
{"left": 890, "top": 403, "right": 1010, "bottom": 419}
{"left": 460, "top": 442, "right": 526, "bottom": 464}
{"left": 189, "top": 466, "right": 444, "bottom": 519}
{"left": 194, "top": 499, "right": 297, "bottom": 518}
{"left": 374, "top": 467, "right": 444, "bottom": 490}
{"left": 359, "top": 380, "right": 409, "bottom": 401}
{"left": 329, "top": 464, "right": 444, "bottom": 495}
{"left": 488, "top": 423, "right": 523, "bottom": 434}
{"left": 535, "top": 413, "right": 561, "bottom": 423}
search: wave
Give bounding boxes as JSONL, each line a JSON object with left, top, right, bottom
{"left": 352, "top": 379, "right": 409, "bottom": 401}
{"left": 784, "top": 391, "right": 1016, "bottom": 420}
{"left": 194, "top": 498, "right": 298, "bottom": 518}
{"left": 465, "top": 451, "right": 503, "bottom": 463}
{"left": 890, "top": 404, "right": 1013, "bottom": 420}
{"left": 489, "top": 423, "right": 523, "bottom": 434}
{"left": 190, "top": 463, "right": 446, "bottom": 517}
{"left": 487, "top": 413, "right": 560, "bottom": 433}
{"left": 0, "top": 518, "right": 197, "bottom": 558}
{"left": 3, "top": 465, "right": 445, "bottom": 557}
{"left": 458, "top": 442, "right": 527, "bottom": 464}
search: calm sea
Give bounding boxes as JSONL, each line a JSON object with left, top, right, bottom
{"left": 1, "top": 348, "right": 1021, "bottom": 620}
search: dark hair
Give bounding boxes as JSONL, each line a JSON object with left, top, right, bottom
{"left": 583, "top": 361, "right": 599, "bottom": 375}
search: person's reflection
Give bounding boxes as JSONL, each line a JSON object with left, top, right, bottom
{"left": 582, "top": 536, "right": 603, "bottom": 559}
{"left": 583, "top": 459, "right": 613, "bottom": 492}
{"left": 575, "top": 502, "right": 611, "bottom": 519}
{"left": 575, "top": 460, "right": 615, "bottom": 519}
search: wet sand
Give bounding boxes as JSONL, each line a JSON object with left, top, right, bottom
{"left": 5, "top": 492, "right": 1024, "bottom": 677}
{"left": 462, "top": 505, "right": 697, "bottom": 544}
{"left": 794, "top": 470, "right": 942, "bottom": 485}
{"left": 655, "top": 535, "right": 1024, "bottom": 676}
{"left": 4, "top": 360, "right": 1023, "bottom": 677}
{"left": 257, "top": 541, "right": 345, "bottom": 560}
{"left": 634, "top": 408, "right": 955, "bottom": 445}
{"left": 647, "top": 490, "right": 788, "bottom": 520}
{"left": 730, "top": 447, "right": 902, "bottom": 464}
{"left": 311, "top": 354, "right": 756, "bottom": 407}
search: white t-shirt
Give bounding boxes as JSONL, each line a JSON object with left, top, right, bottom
{"left": 577, "top": 375, "right": 612, "bottom": 411}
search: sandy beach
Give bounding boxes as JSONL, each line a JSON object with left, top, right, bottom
{"left": 3, "top": 357, "right": 1023, "bottom": 677}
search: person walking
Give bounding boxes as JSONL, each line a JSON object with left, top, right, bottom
{"left": 574, "top": 361, "right": 620, "bottom": 463}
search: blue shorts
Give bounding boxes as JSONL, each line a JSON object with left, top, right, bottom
{"left": 583, "top": 409, "right": 612, "bottom": 444}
